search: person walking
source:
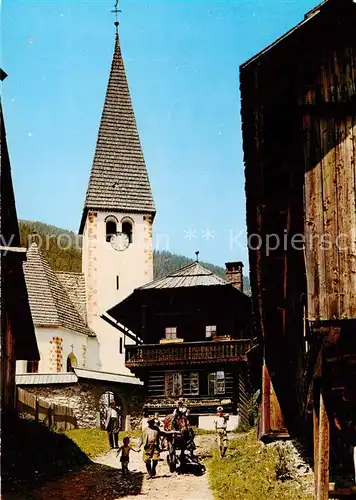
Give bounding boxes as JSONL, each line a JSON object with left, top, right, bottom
{"left": 139, "top": 417, "right": 161, "bottom": 479}
{"left": 173, "top": 398, "right": 188, "bottom": 420}
{"left": 153, "top": 412, "right": 162, "bottom": 430}
{"left": 116, "top": 436, "right": 139, "bottom": 475}
{"left": 141, "top": 408, "right": 150, "bottom": 432}
{"left": 105, "top": 400, "right": 120, "bottom": 449}
{"left": 214, "top": 406, "right": 229, "bottom": 458}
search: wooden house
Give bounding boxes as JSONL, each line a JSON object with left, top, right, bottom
{"left": 0, "top": 69, "right": 39, "bottom": 412}
{"left": 240, "top": 0, "right": 356, "bottom": 497}
{"left": 106, "top": 260, "right": 253, "bottom": 427}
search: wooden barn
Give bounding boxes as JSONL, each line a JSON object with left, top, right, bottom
{"left": 0, "top": 69, "right": 39, "bottom": 412}
{"left": 106, "top": 260, "right": 253, "bottom": 428}
{"left": 240, "top": 0, "right": 356, "bottom": 497}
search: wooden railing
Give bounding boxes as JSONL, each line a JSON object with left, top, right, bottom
{"left": 17, "top": 388, "right": 77, "bottom": 430}
{"left": 126, "top": 339, "right": 252, "bottom": 367}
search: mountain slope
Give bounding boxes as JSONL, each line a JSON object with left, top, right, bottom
{"left": 19, "top": 220, "right": 250, "bottom": 292}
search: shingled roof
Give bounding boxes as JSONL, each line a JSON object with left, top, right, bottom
{"left": 23, "top": 243, "right": 95, "bottom": 337}
{"left": 56, "top": 271, "right": 87, "bottom": 324}
{"left": 79, "top": 30, "right": 155, "bottom": 233}
{"left": 138, "top": 262, "right": 228, "bottom": 290}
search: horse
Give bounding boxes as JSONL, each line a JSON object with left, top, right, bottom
{"left": 163, "top": 413, "right": 205, "bottom": 475}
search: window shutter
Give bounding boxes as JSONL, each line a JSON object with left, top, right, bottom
{"left": 189, "top": 372, "right": 199, "bottom": 395}
{"left": 216, "top": 371, "right": 225, "bottom": 394}
{"left": 173, "top": 373, "right": 183, "bottom": 396}
{"left": 208, "top": 373, "right": 216, "bottom": 395}
{"left": 165, "top": 373, "right": 174, "bottom": 397}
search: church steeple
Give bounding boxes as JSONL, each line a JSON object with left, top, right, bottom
{"left": 79, "top": 25, "right": 155, "bottom": 234}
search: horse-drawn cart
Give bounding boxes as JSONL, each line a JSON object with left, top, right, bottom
{"left": 163, "top": 414, "right": 206, "bottom": 476}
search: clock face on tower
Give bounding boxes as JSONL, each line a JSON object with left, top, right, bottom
{"left": 110, "top": 232, "right": 130, "bottom": 251}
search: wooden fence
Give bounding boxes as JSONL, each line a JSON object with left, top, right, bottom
{"left": 16, "top": 388, "right": 77, "bottom": 430}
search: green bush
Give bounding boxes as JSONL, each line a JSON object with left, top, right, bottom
{"left": 207, "top": 431, "right": 313, "bottom": 500}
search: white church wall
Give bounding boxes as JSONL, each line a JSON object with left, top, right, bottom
{"left": 88, "top": 316, "right": 134, "bottom": 375}
{"left": 83, "top": 211, "right": 153, "bottom": 311}
{"left": 16, "top": 326, "right": 100, "bottom": 373}
{"left": 86, "top": 335, "right": 101, "bottom": 371}
{"left": 82, "top": 210, "right": 153, "bottom": 376}
{"left": 198, "top": 414, "right": 240, "bottom": 431}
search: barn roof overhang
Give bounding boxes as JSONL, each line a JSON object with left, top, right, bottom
{"left": 240, "top": 0, "right": 355, "bottom": 71}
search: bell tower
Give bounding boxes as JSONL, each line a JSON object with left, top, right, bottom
{"left": 79, "top": 19, "right": 155, "bottom": 374}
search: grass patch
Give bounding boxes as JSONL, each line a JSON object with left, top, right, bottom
{"left": 63, "top": 428, "right": 142, "bottom": 458}
{"left": 192, "top": 427, "right": 216, "bottom": 436}
{"left": 125, "top": 429, "right": 142, "bottom": 439}
{"left": 64, "top": 429, "right": 111, "bottom": 458}
{"left": 207, "top": 430, "right": 313, "bottom": 500}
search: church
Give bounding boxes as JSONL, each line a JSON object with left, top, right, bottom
{"left": 16, "top": 23, "right": 156, "bottom": 429}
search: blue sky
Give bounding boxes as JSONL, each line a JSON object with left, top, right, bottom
{"left": 2, "top": 0, "right": 317, "bottom": 267}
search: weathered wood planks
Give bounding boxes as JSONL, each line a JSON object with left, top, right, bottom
{"left": 304, "top": 114, "right": 356, "bottom": 321}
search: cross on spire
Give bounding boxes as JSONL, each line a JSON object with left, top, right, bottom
{"left": 79, "top": 1, "right": 156, "bottom": 234}
{"left": 111, "top": 0, "right": 121, "bottom": 29}
{"left": 195, "top": 251, "right": 199, "bottom": 262}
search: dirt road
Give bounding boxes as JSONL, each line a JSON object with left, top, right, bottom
{"left": 28, "top": 435, "right": 215, "bottom": 500}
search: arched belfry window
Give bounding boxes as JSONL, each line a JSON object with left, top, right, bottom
{"left": 121, "top": 218, "right": 133, "bottom": 244}
{"left": 105, "top": 216, "right": 118, "bottom": 242}
{"left": 67, "top": 353, "right": 78, "bottom": 372}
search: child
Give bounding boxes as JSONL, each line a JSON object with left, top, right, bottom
{"left": 117, "top": 436, "right": 139, "bottom": 475}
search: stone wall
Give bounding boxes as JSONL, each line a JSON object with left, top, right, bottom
{"left": 22, "top": 383, "right": 97, "bottom": 428}
{"left": 20, "top": 381, "right": 145, "bottom": 430}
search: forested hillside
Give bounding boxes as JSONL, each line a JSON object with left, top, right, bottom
{"left": 19, "top": 220, "right": 250, "bottom": 292}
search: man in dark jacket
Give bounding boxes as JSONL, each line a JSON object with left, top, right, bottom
{"left": 105, "top": 400, "right": 120, "bottom": 448}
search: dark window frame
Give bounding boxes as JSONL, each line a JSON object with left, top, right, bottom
{"left": 165, "top": 372, "right": 183, "bottom": 397}
{"left": 105, "top": 217, "right": 118, "bottom": 242}
{"left": 122, "top": 220, "right": 133, "bottom": 244}
{"left": 165, "top": 326, "right": 177, "bottom": 339}
{"left": 208, "top": 371, "right": 225, "bottom": 395}
{"left": 205, "top": 325, "right": 217, "bottom": 339}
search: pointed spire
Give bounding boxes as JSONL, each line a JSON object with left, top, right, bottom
{"left": 79, "top": 22, "right": 155, "bottom": 233}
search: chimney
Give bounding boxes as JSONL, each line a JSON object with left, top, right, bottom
{"left": 225, "top": 261, "right": 244, "bottom": 292}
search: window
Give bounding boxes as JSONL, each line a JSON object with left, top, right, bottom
{"left": 116, "top": 275, "right": 120, "bottom": 290}
{"left": 189, "top": 372, "right": 199, "bottom": 395}
{"left": 119, "top": 337, "right": 123, "bottom": 354}
{"left": 208, "top": 371, "right": 225, "bottom": 395}
{"left": 165, "top": 327, "right": 177, "bottom": 339}
{"left": 105, "top": 216, "right": 118, "bottom": 242}
{"left": 165, "top": 372, "right": 183, "bottom": 397}
{"left": 27, "top": 360, "right": 39, "bottom": 373}
{"left": 206, "top": 325, "right": 217, "bottom": 339}
{"left": 66, "top": 353, "right": 78, "bottom": 372}
{"left": 122, "top": 219, "right": 133, "bottom": 243}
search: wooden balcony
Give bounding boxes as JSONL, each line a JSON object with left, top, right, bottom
{"left": 125, "top": 339, "right": 252, "bottom": 368}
